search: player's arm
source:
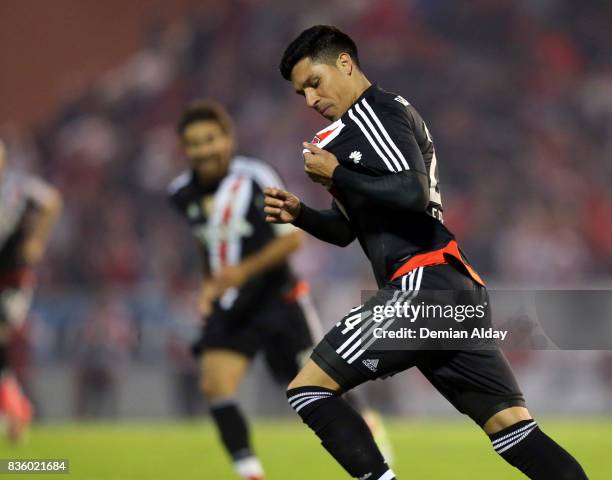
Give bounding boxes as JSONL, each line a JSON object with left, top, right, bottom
{"left": 303, "top": 101, "right": 432, "bottom": 212}
{"left": 332, "top": 168, "right": 428, "bottom": 212}
{"left": 303, "top": 141, "right": 429, "bottom": 213}
{"left": 264, "top": 187, "right": 356, "bottom": 247}
{"left": 20, "top": 177, "right": 62, "bottom": 266}
{"left": 212, "top": 228, "right": 304, "bottom": 293}
{"left": 197, "top": 245, "right": 217, "bottom": 317}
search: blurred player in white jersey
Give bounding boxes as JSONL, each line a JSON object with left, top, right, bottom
{"left": 0, "top": 139, "right": 62, "bottom": 442}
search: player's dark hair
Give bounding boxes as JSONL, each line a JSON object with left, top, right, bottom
{"left": 177, "top": 100, "right": 234, "bottom": 136}
{"left": 279, "top": 25, "right": 360, "bottom": 81}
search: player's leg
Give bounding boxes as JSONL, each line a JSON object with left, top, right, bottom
{"left": 0, "top": 324, "right": 7, "bottom": 374}
{"left": 421, "top": 349, "right": 586, "bottom": 479}
{"left": 275, "top": 282, "right": 396, "bottom": 464}
{"left": 0, "top": 276, "right": 34, "bottom": 443}
{"left": 287, "top": 360, "right": 395, "bottom": 480}
{"left": 344, "top": 390, "right": 395, "bottom": 466}
{"left": 482, "top": 390, "right": 587, "bottom": 479}
{"left": 417, "top": 266, "right": 587, "bottom": 479}
{"left": 285, "top": 272, "right": 427, "bottom": 480}
{"left": 263, "top": 289, "right": 393, "bottom": 477}
{"left": 291, "top": 282, "right": 395, "bottom": 465}
{"left": 199, "top": 349, "right": 264, "bottom": 480}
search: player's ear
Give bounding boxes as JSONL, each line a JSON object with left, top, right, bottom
{"left": 336, "top": 53, "right": 353, "bottom": 76}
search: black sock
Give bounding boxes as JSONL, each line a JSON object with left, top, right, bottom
{"left": 287, "top": 386, "right": 395, "bottom": 479}
{"left": 209, "top": 399, "right": 252, "bottom": 461}
{"left": 343, "top": 389, "right": 367, "bottom": 413}
{"left": 489, "top": 420, "right": 588, "bottom": 479}
{"left": 0, "top": 343, "right": 6, "bottom": 375}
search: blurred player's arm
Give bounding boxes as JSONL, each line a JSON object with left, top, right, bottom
{"left": 212, "top": 229, "right": 304, "bottom": 293}
{"left": 264, "top": 187, "right": 356, "bottom": 247}
{"left": 197, "top": 245, "right": 217, "bottom": 317}
{"left": 20, "top": 177, "right": 62, "bottom": 266}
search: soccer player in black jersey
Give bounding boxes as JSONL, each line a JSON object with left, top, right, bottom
{"left": 169, "top": 101, "right": 394, "bottom": 479}
{"left": 265, "top": 26, "right": 587, "bottom": 480}
{"left": 0, "top": 139, "right": 62, "bottom": 442}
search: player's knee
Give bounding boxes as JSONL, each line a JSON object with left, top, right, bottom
{"left": 483, "top": 406, "right": 532, "bottom": 434}
{"left": 287, "top": 375, "right": 308, "bottom": 391}
{"left": 286, "top": 375, "right": 339, "bottom": 392}
{"left": 200, "top": 375, "right": 216, "bottom": 399}
{"left": 200, "top": 374, "right": 238, "bottom": 400}
{"left": 287, "top": 359, "right": 342, "bottom": 392}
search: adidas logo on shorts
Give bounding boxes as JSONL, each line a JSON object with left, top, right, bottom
{"left": 362, "top": 359, "right": 379, "bottom": 372}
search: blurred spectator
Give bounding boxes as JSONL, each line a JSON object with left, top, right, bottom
{"left": 74, "top": 290, "right": 135, "bottom": 418}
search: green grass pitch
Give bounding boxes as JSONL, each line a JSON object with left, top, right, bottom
{"left": 0, "top": 419, "right": 609, "bottom": 479}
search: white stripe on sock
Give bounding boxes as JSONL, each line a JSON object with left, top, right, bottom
{"left": 493, "top": 424, "right": 537, "bottom": 451}
{"left": 290, "top": 394, "right": 333, "bottom": 409}
{"left": 288, "top": 391, "right": 332, "bottom": 405}
{"left": 294, "top": 396, "right": 329, "bottom": 413}
{"left": 495, "top": 426, "right": 537, "bottom": 454}
{"left": 492, "top": 421, "right": 537, "bottom": 447}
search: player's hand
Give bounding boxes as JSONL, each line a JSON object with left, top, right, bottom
{"left": 19, "top": 238, "right": 46, "bottom": 266}
{"left": 213, "top": 265, "right": 249, "bottom": 291}
{"left": 264, "top": 187, "right": 301, "bottom": 223}
{"left": 198, "top": 281, "right": 219, "bottom": 318}
{"left": 302, "top": 142, "right": 339, "bottom": 187}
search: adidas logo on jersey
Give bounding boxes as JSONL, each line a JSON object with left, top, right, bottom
{"left": 362, "top": 358, "right": 379, "bottom": 372}
{"left": 349, "top": 150, "right": 362, "bottom": 163}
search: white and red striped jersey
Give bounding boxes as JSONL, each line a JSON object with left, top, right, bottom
{"left": 168, "top": 156, "right": 297, "bottom": 310}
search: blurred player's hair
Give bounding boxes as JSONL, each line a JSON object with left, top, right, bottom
{"left": 279, "top": 25, "right": 360, "bottom": 80}
{"left": 177, "top": 100, "right": 234, "bottom": 136}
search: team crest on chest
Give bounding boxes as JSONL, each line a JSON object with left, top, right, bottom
{"left": 309, "top": 119, "right": 346, "bottom": 149}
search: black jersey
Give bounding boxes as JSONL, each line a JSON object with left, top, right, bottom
{"left": 168, "top": 156, "right": 297, "bottom": 314}
{"left": 310, "top": 84, "right": 454, "bottom": 287}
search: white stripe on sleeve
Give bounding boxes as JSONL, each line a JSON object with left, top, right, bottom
{"left": 354, "top": 103, "right": 402, "bottom": 172}
{"left": 362, "top": 99, "right": 410, "bottom": 170}
{"left": 348, "top": 108, "right": 396, "bottom": 173}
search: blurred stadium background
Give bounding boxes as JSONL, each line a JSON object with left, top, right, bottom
{"left": 1, "top": 0, "right": 611, "bottom": 477}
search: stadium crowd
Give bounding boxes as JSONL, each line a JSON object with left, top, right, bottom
{"left": 2, "top": 0, "right": 611, "bottom": 417}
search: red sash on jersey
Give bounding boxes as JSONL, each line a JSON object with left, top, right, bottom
{"left": 390, "top": 240, "right": 485, "bottom": 287}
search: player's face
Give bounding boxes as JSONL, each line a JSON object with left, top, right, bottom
{"left": 291, "top": 55, "right": 356, "bottom": 121}
{"left": 182, "top": 121, "right": 234, "bottom": 184}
